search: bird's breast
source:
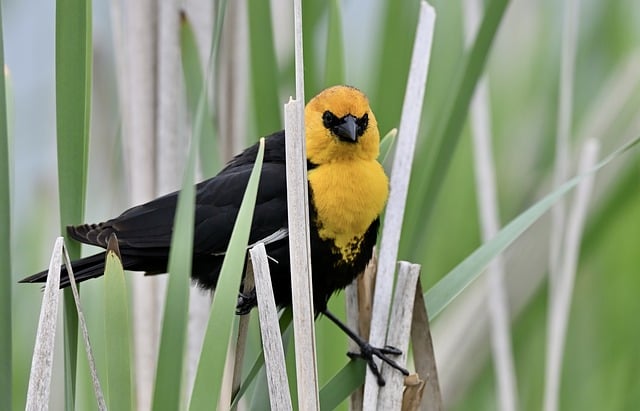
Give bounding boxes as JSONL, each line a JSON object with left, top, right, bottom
{"left": 308, "top": 160, "right": 389, "bottom": 262}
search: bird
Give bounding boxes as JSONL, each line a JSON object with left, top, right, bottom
{"left": 21, "top": 85, "right": 409, "bottom": 385}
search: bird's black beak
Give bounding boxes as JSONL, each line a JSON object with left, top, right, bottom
{"left": 333, "top": 115, "right": 358, "bottom": 143}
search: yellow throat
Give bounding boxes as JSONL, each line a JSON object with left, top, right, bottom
{"left": 304, "top": 86, "right": 389, "bottom": 262}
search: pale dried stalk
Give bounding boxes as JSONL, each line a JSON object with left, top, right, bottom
{"left": 284, "top": 0, "right": 319, "bottom": 407}
{"left": 549, "top": 0, "right": 581, "bottom": 291}
{"left": 26, "top": 237, "right": 64, "bottom": 411}
{"left": 545, "top": 0, "right": 582, "bottom": 408}
{"left": 284, "top": 97, "right": 319, "bottom": 410}
{"left": 111, "top": 2, "right": 162, "bottom": 410}
{"left": 378, "top": 262, "right": 421, "bottom": 410}
{"left": 250, "top": 244, "right": 293, "bottom": 411}
{"left": 216, "top": 0, "right": 249, "bottom": 159}
{"left": 544, "top": 140, "right": 599, "bottom": 411}
{"left": 364, "top": 2, "right": 436, "bottom": 406}
{"left": 431, "top": 52, "right": 640, "bottom": 405}
{"left": 462, "top": 0, "right": 518, "bottom": 408}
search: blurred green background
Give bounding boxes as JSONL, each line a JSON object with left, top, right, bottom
{"left": 4, "top": 0, "right": 640, "bottom": 409}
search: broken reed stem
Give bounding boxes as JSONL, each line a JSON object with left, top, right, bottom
{"left": 402, "top": 374, "right": 426, "bottom": 411}
{"left": 250, "top": 244, "right": 293, "bottom": 411}
{"left": 377, "top": 262, "right": 421, "bottom": 410}
{"left": 26, "top": 238, "right": 64, "bottom": 411}
{"left": 284, "top": 96, "right": 319, "bottom": 411}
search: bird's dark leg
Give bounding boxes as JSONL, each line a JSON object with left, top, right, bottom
{"left": 322, "top": 309, "right": 409, "bottom": 386}
{"left": 236, "top": 288, "right": 257, "bottom": 315}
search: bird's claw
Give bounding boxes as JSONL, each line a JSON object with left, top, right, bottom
{"left": 347, "top": 343, "right": 409, "bottom": 386}
{"left": 235, "top": 289, "right": 257, "bottom": 315}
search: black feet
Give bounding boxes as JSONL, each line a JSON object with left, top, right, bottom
{"left": 347, "top": 343, "right": 409, "bottom": 386}
{"left": 322, "top": 310, "right": 409, "bottom": 386}
{"left": 236, "top": 288, "right": 257, "bottom": 315}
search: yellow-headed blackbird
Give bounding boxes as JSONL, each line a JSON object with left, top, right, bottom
{"left": 21, "top": 85, "right": 408, "bottom": 385}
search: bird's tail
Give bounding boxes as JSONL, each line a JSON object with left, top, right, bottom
{"left": 19, "top": 252, "right": 108, "bottom": 288}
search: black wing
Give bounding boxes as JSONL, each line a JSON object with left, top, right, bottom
{"left": 69, "top": 131, "right": 288, "bottom": 257}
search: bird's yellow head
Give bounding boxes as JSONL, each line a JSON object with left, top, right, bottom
{"left": 304, "top": 85, "right": 380, "bottom": 164}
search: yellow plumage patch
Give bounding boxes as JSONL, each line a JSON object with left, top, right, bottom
{"left": 308, "top": 160, "right": 388, "bottom": 261}
{"left": 305, "top": 85, "right": 381, "bottom": 165}
{"left": 304, "top": 85, "right": 389, "bottom": 262}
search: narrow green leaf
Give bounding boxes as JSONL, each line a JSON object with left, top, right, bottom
{"left": 378, "top": 128, "right": 397, "bottom": 173}
{"left": 151, "top": 108, "right": 201, "bottom": 411}
{"left": 406, "top": 0, "right": 510, "bottom": 256}
{"left": 301, "top": 0, "right": 325, "bottom": 99}
{"left": 324, "top": 0, "right": 345, "bottom": 87}
{"left": 371, "top": 1, "right": 420, "bottom": 133}
{"left": 320, "top": 137, "right": 640, "bottom": 397}
{"left": 189, "top": 138, "right": 266, "bottom": 410}
{"left": 180, "top": 12, "right": 220, "bottom": 178}
{"left": 425, "top": 137, "right": 640, "bottom": 318}
{"left": 55, "top": 0, "right": 92, "bottom": 406}
{"left": 248, "top": 0, "right": 281, "bottom": 137}
{"left": 55, "top": 0, "right": 92, "bottom": 247}
{"left": 0, "top": 7, "right": 12, "bottom": 410}
{"left": 319, "top": 360, "right": 366, "bottom": 411}
{"left": 104, "top": 237, "right": 133, "bottom": 411}
{"left": 152, "top": 5, "right": 228, "bottom": 408}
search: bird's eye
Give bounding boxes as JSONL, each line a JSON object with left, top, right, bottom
{"left": 322, "top": 111, "right": 339, "bottom": 130}
{"left": 356, "top": 113, "right": 369, "bottom": 136}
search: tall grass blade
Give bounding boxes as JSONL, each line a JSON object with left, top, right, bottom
{"left": 248, "top": 0, "right": 280, "bottom": 137}
{"left": 300, "top": 1, "right": 324, "bottom": 99}
{"left": 425, "top": 137, "right": 640, "bottom": 319}
{"left": 318, "top": 360, "right": 366, "bottom": 411}
{"left": 189, "top": 138, "right": 265, "bottom": 410}
{"left": 151, "top": 5, "right": 230, "bottom": 408}
{"left": 55, "top": 0, "right": 92, "bottom": 407}
{"left": 103, "top": 236, "right": 133, "bottom": 411}
{"left": 406, "top": 0, "right": 510, "bottom": 256}
{"left": 324, "top": 0, "right": 344, "bottom": 87}
{"left": 151, "top": 97, "right": 201, "bottom": 411}
{"left": 378, "top": 128, "right": 397, "bottom": 173}
{"left": 320, "top": 136, "right": 639, "bottom": 397}
{"left": 0, "top": 7, "right": 12, "bottom": 409}
{"left": 180, "top": 12, "right": 220, "bottom": 178}
{"left": 463, "top": 0, "right": 518, "bottom": 408}
{"left": 63, "top": 247, "right": 106, "bottom": 411}
{"left": 371, "top": 0, "right": 420, "bottom": 133}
